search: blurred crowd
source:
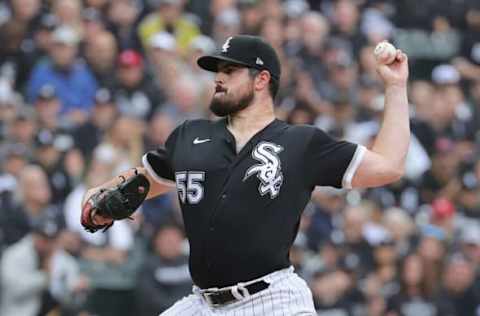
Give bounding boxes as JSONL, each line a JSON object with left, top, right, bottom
{"left": 1, "top": 0, "right": 480, "bottom": 315}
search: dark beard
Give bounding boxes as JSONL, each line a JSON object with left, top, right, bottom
{"left": 209, "top": 87, "right": 254, "bottom": 117}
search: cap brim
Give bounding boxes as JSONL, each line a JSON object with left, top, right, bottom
{"left": 197, "top": 55, "right": 251, "bottom": 72}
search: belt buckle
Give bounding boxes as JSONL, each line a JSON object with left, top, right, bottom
{"left": 231, "top": 283, "right": 250, "bottom": 300}
{"left": 202, "top": 291, "right": 223, "bottom": 308}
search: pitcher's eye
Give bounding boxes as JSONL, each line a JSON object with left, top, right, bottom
{"left": 223, "top": 67, "right": 235, "bottom": 74}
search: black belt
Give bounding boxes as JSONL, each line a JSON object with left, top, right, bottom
{"left": 201, "top": 280, "right": 270, "bottom": 307}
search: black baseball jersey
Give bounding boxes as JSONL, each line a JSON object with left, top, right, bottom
{"left": 143, "top": 118, "right": 365, "bottom": 289}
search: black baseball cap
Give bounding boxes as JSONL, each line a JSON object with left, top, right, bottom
{"left": 34, "top": 129, "right": 56, "bottom": 147}
{"left": 39, "top": 14, "right": 58, "bottom": 31}
{"left": 94, "top": 88, "right": 113, "bottom": 104}
{"left": 31, "top": 215, "right": 61, "bottom": 239}
{"left": 197, "top": 35, "right": 281, "bottom": 81}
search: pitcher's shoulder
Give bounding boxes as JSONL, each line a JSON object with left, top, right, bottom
{"left": 283, "top": 123, "right": 319, "bottom": 137}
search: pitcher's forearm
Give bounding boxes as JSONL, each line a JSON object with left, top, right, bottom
{"left": 371, "top": 84, "right": 410, "bottom": 169}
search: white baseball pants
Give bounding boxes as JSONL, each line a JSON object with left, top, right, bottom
{"left": 159, "top": 266, "right": 316, "bottom": 315}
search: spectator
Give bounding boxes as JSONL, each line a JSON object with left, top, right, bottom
{"left": 0, "top": 143, "right": 30, "bottom": 248}
{"left": 85, "top": 0, "right": 109, "bottom": 10}
{"left": 386, "top": 254, "right": 440, "bottom": 316}
{"left": 430, "top": 197, "right": 457, "bottom": 239}
{"left": 114, "top": 50, "right": 165, "bottom": 120}
{"left": 73, "top": 88, "right": 118, "bottom": 160}
{"left": 382, "top": 207, "right": 416, "bottom": 256}
{"left": 311, "top": 267, "right": 363, "bottom": 314}
{"left": 438, "top": 254, "right": 480, "bottom": 315}
{"left": 417, "top": 228, "right": 448, "bottom": 296}
{"left": 0, "top": 16, "right": 37, "bottom": 89}
{"left": 27, "top": 25, "right": 97, "bottom": 125}
{"left": 107, "top": 0, "right": 143, "bottom": 51}
{"left": 456, "top": 164, "right": 480, "bottom": 221}
{"left": 431, "top": 64, "right": 474, "bottom": 140}
{"left": 34, "top": 84, "right": 64, "bottom": 131}
{"left": 94, "top": 115, "right": 145, "bottom": 173}
{"left": 84, "top": 31, "right": 118, "bottom": 88}
{"left": 453, "top": 5, "right": 480, "bottom": 81}
{"left": 8, "top": 0, "right": 41, "bottom": 27}
{"left": 34, "top": 130, "right": 75, "bottom": 205}
{"left": 82, "top": 8, "right": 107, "bottom": 41}
{"left": 420, "top": 138, "right": 460, "bottom": 203}
{"left": 467, "top": 79, "right": 480, "bottom": 134}
{"left": 147, "top": 31, "right": 184, "bottom": 94}
{"left": 238, "top": 0, "right": 265, "bottom": 35}
{"left": 6, "top": 106, "right": 37, "bottom": 148}
{"left": 159, "top": 74, "right": 206, "bottom": 124}
{"left": 1, "top": 165, "right": 63, "bottom": 247}
{"left": 138, "top": 0, "right": 200, "bottom": 54}
{"left": 260, "top": 17, "right": 285, "bottom": 52}
{"left": 330, "top": 0, "right": 366, "bottom": 56}
{"left": 144, "top": 112, "right": 175, "bottom": 152}
{"left": 295, "top": 12, "right": 331, "bottom": 85}
{"left": 341, "top": 204, "right": 375, "bottom": 278}
{"left": 136, "top": 223, "right": 191, "bottom": 315}
{"left": 51, "top": 0, "right": 84, "bottom": 35}
{"left": 50, "top": 230, "right": 90, "bottom": 315}
{"left": 0, "top": 79, "right": 24, "bottom": 140}
{"left": 0, "top": 142, "right": 30, "bottom": 185}
{"left": 31, "top": 14, "right": 59, "bottom": 66}
{"left": 0, "top": 12, "right": 43, "bottom": 90}
{"left": 361, "top": 5, "right": 394, "bottom": 45}
{"left": 307, "top": 188, "right": 347, "bottom": 250}
{"left": 322, "top": 49, "right": 359, "bottom": 104}
{"left": 0, "top": 214, "right": 61, "bottom": 316}
{"left": 409, "top": 80, "right": 437, "bottom": 154}
{"left": 367, "top": 230, "right": 399, "bottom": 298}
{"left": 460, "top": 223, "right": 480, "bottom": 267}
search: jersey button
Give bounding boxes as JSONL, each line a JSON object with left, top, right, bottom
{"left": 221, "top": 194, "right": 227, "bottom": 199}
{"left": 209, "top": 227, "right": 215, "bottom": 232}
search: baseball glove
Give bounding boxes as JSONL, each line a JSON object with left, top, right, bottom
{"left": 81, "top": 171, "right": 150, "bottom": 233}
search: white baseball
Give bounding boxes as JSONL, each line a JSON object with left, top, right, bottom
{"left": 374, "top": 41, "right": 397, "bottom": 65}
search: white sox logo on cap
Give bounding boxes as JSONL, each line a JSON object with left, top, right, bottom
{"left": 197, "top": 35, "right": 281, "bottom": 80}
{"left": 222, "top": 36, "right": 233, "bottom": 53}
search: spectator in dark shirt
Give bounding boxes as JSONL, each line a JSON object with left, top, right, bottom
{"left": 34, "top": 130, "right": 74, "bottom": 205}
{"left": 387, "top": 254, "right": 440, "bottom": 316}
{"left": 113, "top": 50, "right": 164, "bottom": 120}
{"left": 107, "top": 0, "right": 143, "bottom": 51}
{"left": 1, "top": 165, "right": 63, "bottom": 247}
{"left": 438, "top": 254, "right": 480, "bottom": 315}
{"left": 84, "top": 31, "right": 118, "bottom": 89}
{"left": 136, "top": 223, "right": 191, "bottom": 316}
{"left": 73, "top": 88, "right": 118, "bottom": 160}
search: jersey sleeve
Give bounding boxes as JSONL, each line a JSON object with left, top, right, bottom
{"left": 304, "top": 128, "right": 366, "bottom": 189}
{"left": 141, "top": 121, "right": 185, "bottom": 186}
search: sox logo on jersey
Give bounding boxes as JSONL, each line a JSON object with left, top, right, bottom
{"left": 243, "top": 142, "right": 284, "bottom": 199}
